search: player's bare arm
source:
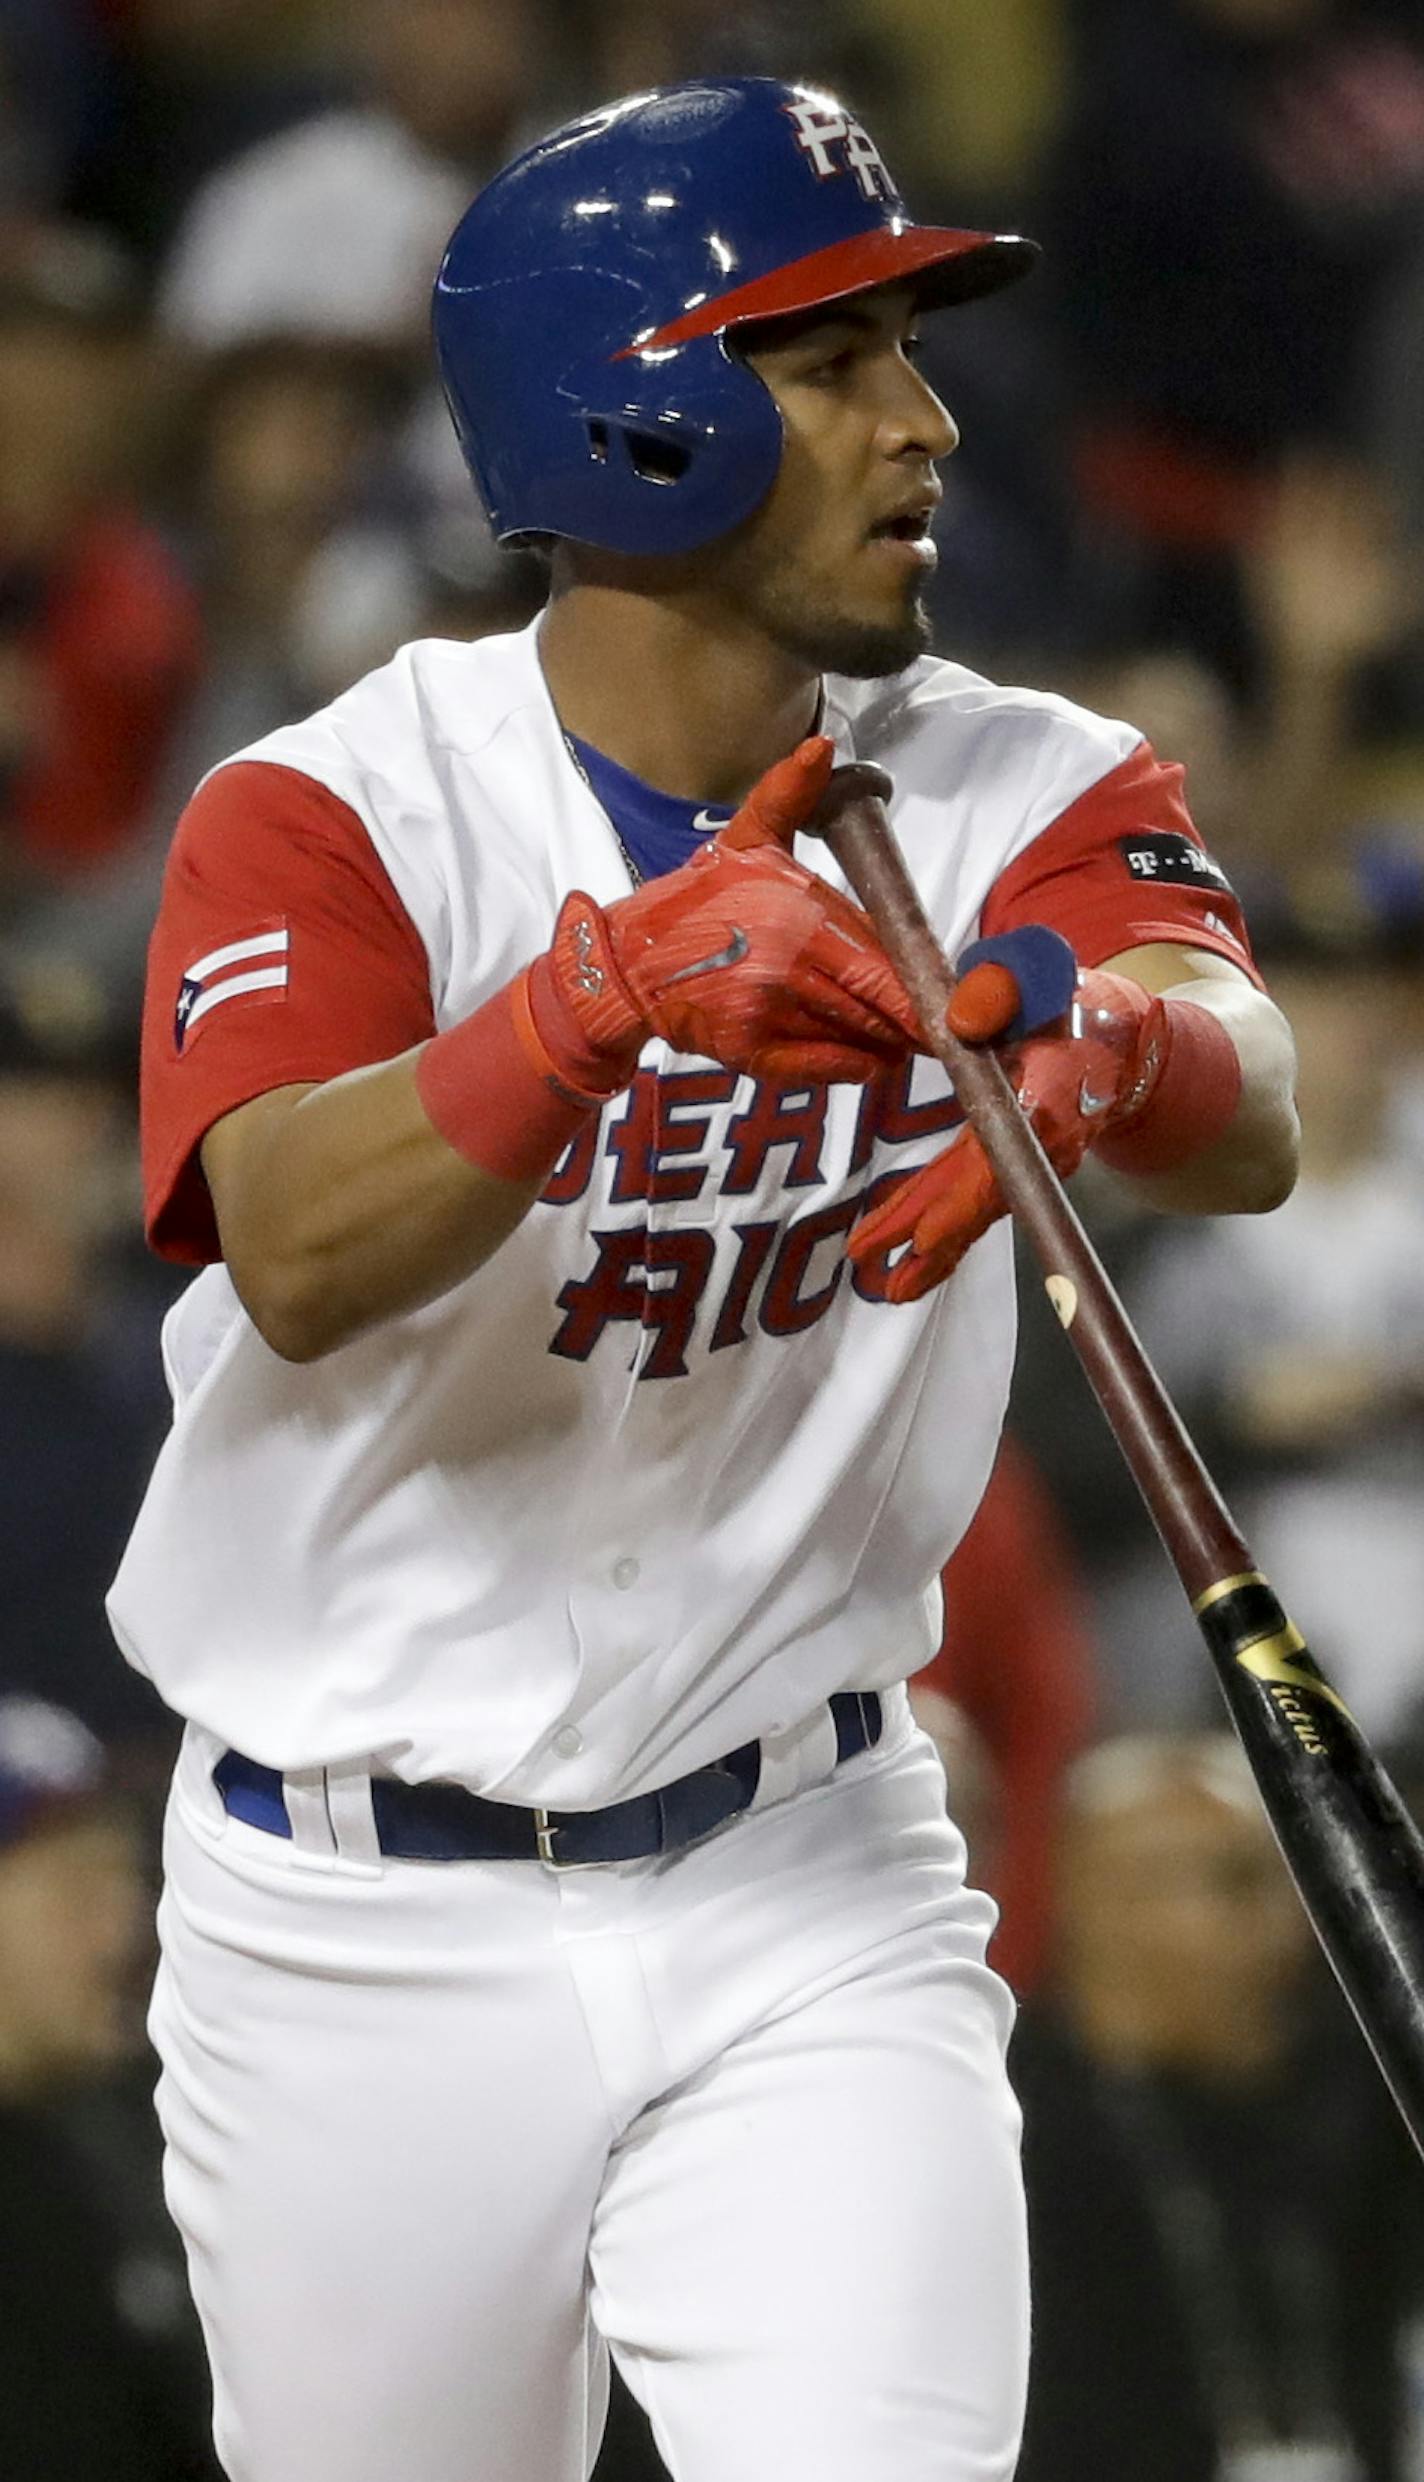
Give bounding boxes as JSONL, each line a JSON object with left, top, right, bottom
{"left": 200, "top": 1062, "right": 538, "bottom": 1364}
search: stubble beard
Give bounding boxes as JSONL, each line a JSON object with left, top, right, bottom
{"left": 744, "top": 566, "right": 935, "bottom": 681}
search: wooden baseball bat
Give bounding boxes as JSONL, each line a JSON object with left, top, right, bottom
{"left": 815, "top": 770, "right": 1424, "bottom": 2155}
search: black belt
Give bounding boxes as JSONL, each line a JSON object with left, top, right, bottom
{"left": 212, "top": 1692, "right": 883, "bottom": 1868}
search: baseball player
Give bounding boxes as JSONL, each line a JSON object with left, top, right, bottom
{"left": 109, "top": 77, "right": 1299, "bottom": 2482}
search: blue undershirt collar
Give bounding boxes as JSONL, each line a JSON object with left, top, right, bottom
{"left": 565, "top": 732, "right": 733, "bottom": 884}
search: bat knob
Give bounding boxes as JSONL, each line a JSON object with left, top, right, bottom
{"left": 804, "top": 762, "right": 894, "bottom": 839}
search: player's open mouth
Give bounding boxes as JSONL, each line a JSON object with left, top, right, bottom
{"left": 868, "top": 515, "right": 938, "bottom": 569}
{"left": 867, "top": 500, "right": 940, "bottom": 566}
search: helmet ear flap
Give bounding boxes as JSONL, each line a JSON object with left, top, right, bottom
{"left": 437, "top": 264, "right": 742, "bottom": 549}
{"left": 584, "top": 418, "right": 692, "bottom": 486}
{"left": 567, "top": 345, "right": 783, "bottom": 549}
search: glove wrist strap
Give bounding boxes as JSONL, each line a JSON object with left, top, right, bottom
{"left": 1094, "top": 993, "right": 1242, "bottom": 1177}
{"left": 415, "top": 969, "right": 622, "bottom": 1185}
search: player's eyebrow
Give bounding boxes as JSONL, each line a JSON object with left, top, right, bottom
{"left": 735, "top": 299, "right": 916, "bottom": 359}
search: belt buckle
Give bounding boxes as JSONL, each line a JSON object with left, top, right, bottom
{"left": 532, "top": 1806, "right": 563, "bottom": 1867}
{"left": 532, "top": 1806, "right": 601, "bottom": 1871}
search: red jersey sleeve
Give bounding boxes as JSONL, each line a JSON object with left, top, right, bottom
{"left": 142, "top": 760, "right": 436, "bottom": 1265}
{"left": 981, "top": 738, "right": 1264, "bottom": 986}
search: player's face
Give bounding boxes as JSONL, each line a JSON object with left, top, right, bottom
{"left": 724, "top": 286, "right": 958, "bottom": 679}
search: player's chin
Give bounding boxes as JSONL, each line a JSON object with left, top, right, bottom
{"left": 773, "top": 586, "right": 934, "bottom": 682}
{"left": 824, "top": 597, "right": 934, "bottom": 681}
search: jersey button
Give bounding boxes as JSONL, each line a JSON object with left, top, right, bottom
{"left": 612, "top": 1557, "right": 640, "bottom": 1590}
{"left": 553, "top": 1725, "right": 583, "bottom": 1759}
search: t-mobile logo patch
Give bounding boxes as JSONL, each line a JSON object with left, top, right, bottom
{"left": 784, "top": 100, "right": 895, "bottom": 202}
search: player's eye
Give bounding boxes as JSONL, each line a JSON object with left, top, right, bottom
{"left": 902, "top": 333, "right": 925, "bottom": 363}
{"left": 803, "top": 345, "right": 858, "bottom": 383}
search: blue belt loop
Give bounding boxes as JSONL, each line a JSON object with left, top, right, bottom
{"left": 212, "top": 1747, "right": 291, "bottom": 1838}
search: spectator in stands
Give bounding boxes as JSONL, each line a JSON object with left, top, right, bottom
{"left": 1014, "top": 1734, "right": 1413, "bottom": 2481}
{"left": 1120, "top": 919, "right": 1424, "bottom": 1742}
{"left": 0, "top": 958, "right": 173, "bottom": 1738}
{"left": 69, "top": 0, "right": 345, "bottom": 263}
{"left": 0, "top": 1694, "right": 219, "bottom": 2479}
{"left": 1011, "top": 501, "right": 1418, "bottom": 1733}
{"left": 1072, "top": 449, "right": 1412, "bottom": 893}
{"left": 0, "top": 241, "right": 200, "bottom": 906}
{"left": 6, "top": 331, "right": 548, "bottom": 1024}
{"left": 152, "top": 0, "right": 555, "bottom": 731}
{"left": 0, "top": 0, "right": 111, "bottom": 218}
{"left": 1043, "top": 0, "right": 1424, "bottom": 691}
{"left": 158, "top": 0, "right": 551, "bottom": 353}
{"left": 173, "top": 340, "right": 406, "bottom": 753}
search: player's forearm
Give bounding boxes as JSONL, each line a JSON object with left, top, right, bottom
{"left": 204, "top": 1051, "right": 545, "bottom": 1362}
{"left": 1109, "top": 977, "right": 1299, "bottom": 1217}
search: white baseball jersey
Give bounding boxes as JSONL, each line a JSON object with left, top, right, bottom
{"left": 108, "top": 617, "right": 1254, "bottom": 1805}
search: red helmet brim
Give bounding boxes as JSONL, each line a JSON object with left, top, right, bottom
{"left": 616, "top": 224, "right": 1039, "bottom": 359}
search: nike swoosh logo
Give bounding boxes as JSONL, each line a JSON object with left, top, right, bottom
{"left": 662, "top": 927, "right": 750, "bottom": 984}
{"left": 692, "top": 807, "right": 732, "bottom": 833}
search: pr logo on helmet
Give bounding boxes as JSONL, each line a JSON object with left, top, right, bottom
{"left": 783, "top": 99, "right": 895, "bottom": 203}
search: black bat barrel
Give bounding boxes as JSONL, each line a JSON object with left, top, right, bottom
{"left": 1197, "top": 1573, "right": 1424, "bottom": 2153}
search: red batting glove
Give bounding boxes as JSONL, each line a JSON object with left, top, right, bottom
{"left": 526, "top": 737, "right": 922, "bottom": 1087}
{"left": 850, "top": 932, "right": 1242, "bottom": 1304}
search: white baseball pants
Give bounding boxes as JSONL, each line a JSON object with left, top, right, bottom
{"left": 150, "top": 1700, "right": 1029, "bottom": 2482}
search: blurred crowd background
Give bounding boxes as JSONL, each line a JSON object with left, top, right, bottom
{"left": 5, "top": 0, "right": 1424, "bottom": 2475}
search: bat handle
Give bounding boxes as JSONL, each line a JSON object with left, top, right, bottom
{"left": 817, "top": 788, "right": 1253, "bottom": 1606}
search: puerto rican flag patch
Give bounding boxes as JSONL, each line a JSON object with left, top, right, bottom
{"left": 175, "top": 921, "right": 289, "bottom": 1053}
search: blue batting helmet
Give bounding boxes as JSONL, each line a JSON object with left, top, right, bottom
{"left": 432, "top": 78, "right": 1038, "bottom": 558}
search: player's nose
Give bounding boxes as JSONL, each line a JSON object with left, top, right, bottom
{"left": 886, "top": 366, "right": 959, "bottom": 464}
